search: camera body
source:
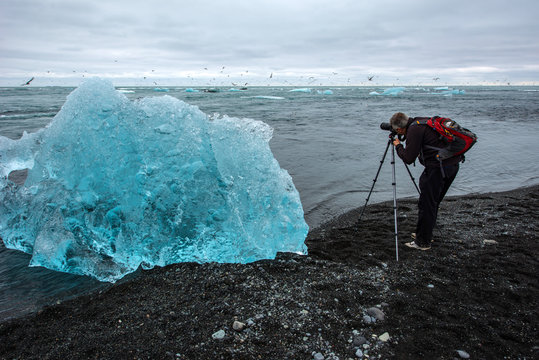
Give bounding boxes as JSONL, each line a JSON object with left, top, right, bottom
{"left": 380, "top": 122, "right": 405, "bottom": 141}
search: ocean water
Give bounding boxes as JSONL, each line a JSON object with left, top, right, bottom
{"left": 1, "top": 84, "right": 539, "bottom": 320}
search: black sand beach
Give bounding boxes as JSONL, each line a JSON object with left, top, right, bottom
{"left": 1, "top": 186, "right": 538, "bottom": 359}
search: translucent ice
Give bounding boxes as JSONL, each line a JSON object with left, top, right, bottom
{"left": 289, "top": 88, "right": 312, "bottom": 93}
{"left": 438, "top": 89, "right": 466, "bottom": 96}
{"left": 251, "top": 96, "right": 285, "bottom": 100}
{"left": 0, "top": 78, "right": 308, "bottom": 282}
{"left": 317, "top": 90, "right": 333, "bottom": 95}
{"left": 370, "top": 87, "right": 405, "bottom": 96}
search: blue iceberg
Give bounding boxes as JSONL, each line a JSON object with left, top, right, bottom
{"left": 370, "top": 87, "right": 406, "bottom": 96}
{"left": 436, "top": 89, "right": 466, "bottom": 96}
{"left": 317, "top": 90, "right": 333, "bottom": 95}
{"left": 0, "top": 78, "right": 308, "bottom": 282}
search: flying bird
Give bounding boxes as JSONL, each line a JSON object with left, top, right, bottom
{"left": 433, "top": 77, "right": 440, "bottom": 81}
{"left": 22, "top": 77, "right": 34, "bottom": 86}
{"left": 368, "top": 75, "right": 374, "bottom": 81}
{"left": 269, "top": 72, "right": 273, "bottom": 79}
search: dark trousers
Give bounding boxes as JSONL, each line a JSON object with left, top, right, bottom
{"left": 416, "top": 164, "right": 459, "bottom": 246}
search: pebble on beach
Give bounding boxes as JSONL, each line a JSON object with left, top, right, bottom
{"left": 212, "top": 330, "right": 225, "bottom": 340}
{"left": 366, "top": 307, "right": 385, "bottom": 321}
{"left": 233, "top": 320, "right": 246, "bottom": 332}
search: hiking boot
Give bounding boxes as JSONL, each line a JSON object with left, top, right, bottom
{"left": 404, "top": 241, "right": 431, "bottom": 251}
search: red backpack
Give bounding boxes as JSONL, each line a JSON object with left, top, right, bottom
{"left": 414, "top": 116, "right": 477, "bottom": 161}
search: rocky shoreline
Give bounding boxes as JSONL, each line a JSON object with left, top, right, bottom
{"left": 1, "top": 185, "right": 538, "bottom": 359}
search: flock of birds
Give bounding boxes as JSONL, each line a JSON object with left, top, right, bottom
{"left": 20, "top": 66, "right": 456, "bottom": 87}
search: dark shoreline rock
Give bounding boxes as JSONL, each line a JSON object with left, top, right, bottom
{"left": 1, "top": 186, "right": 538, "bottom": 359}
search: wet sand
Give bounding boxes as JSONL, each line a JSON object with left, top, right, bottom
{"left": 1, "top": 185, "right": 538, "bottom": 359}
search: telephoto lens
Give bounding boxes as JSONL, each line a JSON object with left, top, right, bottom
{"left": 380, "top": 122, "right": 392, "bottom": 131}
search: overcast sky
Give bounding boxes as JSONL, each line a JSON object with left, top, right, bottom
{"left": 1, "top": 0, "right": 538, "bottom": 86}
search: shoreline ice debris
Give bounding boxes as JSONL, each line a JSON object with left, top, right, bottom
{"left": 0, "top": 78, "right": 308, "bottom": 282}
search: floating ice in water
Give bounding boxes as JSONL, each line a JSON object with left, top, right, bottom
{"left": 250, "top": 96, "right": 285, "bottom": 100}
{"left": 316, "top": 90, "right": 333, "bottom": 95}
{"left": 434, "top": 86, "right": 449, "bottom": 91}
{"left": 0, "top": 78, "right": 308, "bottom": 282}
{"left": 184, "top": 88, "right": 199, "bottom": 93}
{"left": 433, "top": 88, "right": 466, "bottom": 96}
{"left": 370, "top": 87, "right": 405, "bottom": 96}
{"left": 289, "top": 88, "right": 312, "bottom": 93}
{"left": 117, "top": 89, "right": 135, "bottom": 94}
{"left": 153, "top": 88, "right": 169, "bottom": 92}
{"left": 442, "top": 89, "right": 465, "bottom": 95}
{"left": 228, "top": 88, "right": 241, "bottom": 92}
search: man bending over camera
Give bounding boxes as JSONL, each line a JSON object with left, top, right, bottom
{"left": 390, "top": 112, "right": 462, "bottom": 250}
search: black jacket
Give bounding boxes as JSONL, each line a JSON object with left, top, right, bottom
{"left": 395, "top": 117, "right": 462, "bottom": 168}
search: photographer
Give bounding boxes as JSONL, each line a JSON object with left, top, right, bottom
{"left": 389, "top": 112, "right": 462, "bottom": 250}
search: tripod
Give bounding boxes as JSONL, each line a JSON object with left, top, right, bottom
{"left": 358, "top": 134, "right": 420, "bottom": 261}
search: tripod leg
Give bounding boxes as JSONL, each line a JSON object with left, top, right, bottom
{"left": 403, "top": 163, "right": 420, "bottom": 195}
{"left": 391, "top": 143, "right": 399, "bottom": 261}
{"left": 358, "top": 139, "right": 392, "bottom": 223}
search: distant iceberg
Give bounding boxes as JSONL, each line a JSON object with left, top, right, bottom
{"left": 289, "top": 88, "right": 312, "bottom": 93}
{"left": 370, "top": 87, "right": 406, "bottom": 96}
{"left": 317, "top": 90, "right": 333, "bottom": 95}
{"left": 433, "top": 88, "right": 466, "bottom": 96}
{"left": 184, "top": 88, "right": 199, "bottom": 93}
{"left": 153, "top": 88, "right": 170, "bottom": 92}
{"left": 250, "top": 96, "right": 285, "bottom": 100}
{"left": 0, "top": 78, "right": 308, "bottom": 282}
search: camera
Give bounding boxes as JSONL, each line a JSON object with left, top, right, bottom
{"left": 380, "top": 122, "right": 404, "bottom": 140}
{"left": 380, "top": 122, "right": 393, "bottom": 131}
{"left": 380, "top": 122, "right": 397, "bottom": 138}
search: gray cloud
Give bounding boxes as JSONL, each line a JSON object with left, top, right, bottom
{"left": 1, "top": 0, "right": 538, "bottom": 85}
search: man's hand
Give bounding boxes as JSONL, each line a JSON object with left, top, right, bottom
{"left": 392, "top": 138, "right": 401, "bottom": 147}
